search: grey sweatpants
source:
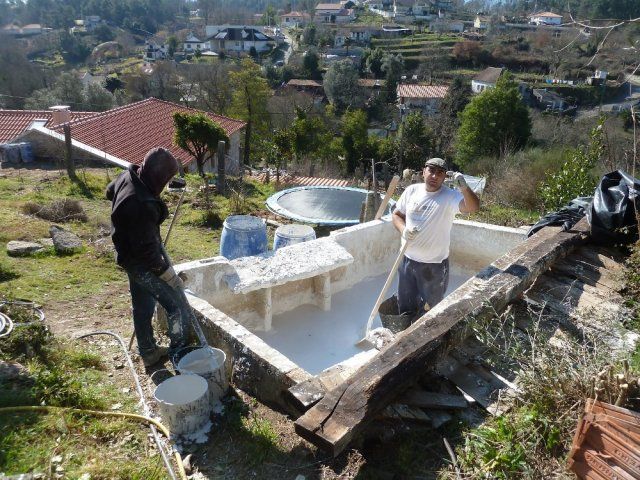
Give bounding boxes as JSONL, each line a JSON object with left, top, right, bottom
{"left": 397, "top": 256, "right": 449, "bottom": 315}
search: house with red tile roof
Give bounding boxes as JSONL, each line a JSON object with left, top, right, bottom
{"left": 7, "top": 98, "right": 246, "bottom": 174}
{"left": 397, "top": 83, "right": 449, "bottom": 117}
{"left": 0, "top": 108, "right": 97, "bottom": 144}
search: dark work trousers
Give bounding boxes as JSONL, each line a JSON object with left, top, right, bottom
{"left": 397, "top": 256, "right": 449, "bottom": 316}
{"left": 126, "top": 265, "right": 190, "bottom": 357}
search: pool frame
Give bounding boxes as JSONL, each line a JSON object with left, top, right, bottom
{"left": 265, "top": 185, "right": 396, "bottom": 226}
{"left": 175, "top": 218, "right": 527, "bottom": 414}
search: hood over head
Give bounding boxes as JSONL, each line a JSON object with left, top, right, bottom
{"left": 138, "top": 147, "right": 180, "bottom": 196}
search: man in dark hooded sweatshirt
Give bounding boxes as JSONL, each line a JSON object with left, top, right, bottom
{"left": 106, "top": 147, "right": 189, "bottom": 367}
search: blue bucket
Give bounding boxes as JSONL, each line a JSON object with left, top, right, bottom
{"left": 273, "top": 224, "right": 316, "bottom": 250}
{"left": 220, "top": 215, "right": 268, "bottom": 260}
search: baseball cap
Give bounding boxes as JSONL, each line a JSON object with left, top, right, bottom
{"left": 424, "top": 157, "right": 447, "bottom": 171}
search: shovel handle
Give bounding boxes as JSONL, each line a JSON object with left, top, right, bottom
{"left": 363, "top": 239, "right": 410, "bottom": 337}
{"left": 375, "top": 175, "right": 400, "bottom": 220}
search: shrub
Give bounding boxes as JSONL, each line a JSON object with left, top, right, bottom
{"left": 22, "top": 199, "right": 88, "bottom": 223}
{"left": 539, "top": 120, "right": 604, "bottom": 211}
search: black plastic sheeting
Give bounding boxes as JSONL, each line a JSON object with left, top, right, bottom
{"left": 588, "top": 170, "right": 640, "bottom": 245}
{"left": 528, "top": 170, "right": 639, "bottom": 245}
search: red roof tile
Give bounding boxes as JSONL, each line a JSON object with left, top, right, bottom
{"left": 396, "top": 84, "right": 449, "bottom": 99}
{"left": 52, "top": 98, "right": 246, "bottom": 167}
{"left": 0, "top": 109, "right": 97, "bottom": 144}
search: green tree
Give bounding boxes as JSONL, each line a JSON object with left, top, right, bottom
{"left": 229, "top": 58, "right": 271, "bottom": 168}
{"left": 303, "top": 48, "right": 320, "bottom": 79}
{"left": 167, "top": 36, "right": 178, "bottom": 58}
{"left": 173, "top": 112, "right": 228, "bottom": 176}
{"left": 399, "top": 111, "right": 434, "bottom": 170}
{"left": 341, "top": 110, "right": 369, "bottom": 174}
{"left": 364, "top": 47, "right": 385, "bottom": 78}
{"left": 273, "top": 128, "right": 295, "bottom": 182}
{"left": 323, "top": 60, "right": 365, "bottom": 112}
{"left": 291, "top": 108, "right": 327, "bottom": 161}
{"left": 302, "top": 24, "right": 317, "bottom": 45}
{"left": 456, "top": 72, "right": 532, "bottom": 168}
{"left": 539, "top": 120, "right": 604, "bottom": 211}
{"left": 433, "top": 76, "right": 471, "bottom": 158}
{"left": 382, "top": 53, "right": 404, "bottom": 103}
{"left": 84, "top": 83, "right": 114, "bottom": 111}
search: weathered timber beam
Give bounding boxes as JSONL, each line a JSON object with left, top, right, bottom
{"left": 294, "top": 221, "right": 589, "bottom": 456}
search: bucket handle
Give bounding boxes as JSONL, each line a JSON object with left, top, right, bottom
{"left": 149, "top": 368, "right": 175, "bottom": 384}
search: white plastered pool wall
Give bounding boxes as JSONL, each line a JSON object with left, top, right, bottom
{"left": 175, "top": 218, "right": 527, "bottom": 412}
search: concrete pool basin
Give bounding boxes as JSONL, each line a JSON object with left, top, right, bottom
{"left": 175, "top": 218, "right": 527, "bottom": 413}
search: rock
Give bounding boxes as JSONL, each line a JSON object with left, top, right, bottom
{"left": 0, "top": 361, "right": 31, "bottom": 383}
{"left": 6, "top": 240, "right": 44, "bottom": 257}
{"left": 37, "top": 238, "right": 54, "bottom": 248}
{"left": 49, "top": 225, "right": 82, "bottom": 254}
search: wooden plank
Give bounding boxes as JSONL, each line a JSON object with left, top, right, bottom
{"left": 436, "top": 356, "right": 511, "bottom": 416}
{"left": 399, "top": 389, "right": 468, "bottom": 410}
{"left": 294, "top": 222, "right": 589, "bottom": 456}
{"left": 537, "top": 273, "right": 624, "bottom": 307}
{"left": 551, "top": 259, "right": 622, "bottom": 292}
{"left": 382, "top": 404, "right": 432, "bottom": 423}
{"left": 574, "top": 247, "right": 624, "bottom": 271}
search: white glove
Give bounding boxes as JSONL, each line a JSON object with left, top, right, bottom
{"left": 448, "top": 171, "right": 468, "bottom": 190}
{"left": 159, "top": 266, "right": 184, "bottom": 291}
{"left": 402, "top": 227, "right": 417, "bottom": 242}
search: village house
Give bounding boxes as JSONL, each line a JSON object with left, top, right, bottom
{"left": 397, "top": 83, "right": 448, "bottom": 116}
{"left": 314, "top": 3, "right": 355, "bottom": 23}
{"left": 471, "top": 66, "right": 504, "bottom": 93}
{"left": 429, "top": 16, "right": 464, "bottom": 33}
{"left": 529, "top": 11, "right": 562, "bottom": 26}
{"left": 183, "top": 33, "right": 206, "bottom": 53}
{"left": 207, "top": 26, "right": 275, "bottom": 54}
{"left": 2, "top": 23, "right": 43, "bottom": 36}
{"left": 0, "top": 99, "right": 246, "bottom": 174}
{"left": 334, "top": 26, "right": 381, "bottom": 46}
{"left": 280, "top": 11, "right": 311, "bottom": 27}
{"left": 144, "top": 41, "right": 168, "bottom": 61}
{"left": 532, "top": 88, "right": 567, "bottom": 111}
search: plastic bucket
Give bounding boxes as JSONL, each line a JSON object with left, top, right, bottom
{"left": 378, "top": 295, "right": 414, "bottom": 334}
{"left": 273, "top": 224, "right": 316, "bottom": 250}
{"left": 177, "top": 347, "right": 228, "bottom": 403}
{"left": 153, "top": 373, "right": 210, "bottom": 436}
{"left": 219, "top": 215, "right": 268, "bottom": 260}
{"left": 18, "top": 142, "right": 34, "bottom": 163}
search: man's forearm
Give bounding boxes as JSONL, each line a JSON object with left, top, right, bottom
{"left": 461, "top": 186, "right": 480, "bottom": 213}
{"left": 392, "top": 212, "right": 406, "bottom": 233}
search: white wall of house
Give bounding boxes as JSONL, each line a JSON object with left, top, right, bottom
{"left": 399, "top": 97, "right": 442, "bottom": 115}
{"left": 471, "top": 80, "right": 495, "bottom": 93}
{"left": 203, "top": 131, "right": 242, "bottom": 175}
{"left": 530, "top": 14, "right": 561, "bottom": 25}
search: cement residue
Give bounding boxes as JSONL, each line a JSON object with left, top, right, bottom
{"left": 224, "top": 215, "right": 264, "bottom": 231}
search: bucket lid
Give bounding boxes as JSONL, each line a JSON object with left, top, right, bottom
{"left": 275, "top": 224, "right": 315, "bottom": 239}
{"left": 223, "top": 215, "right": 265, "bottom": 231}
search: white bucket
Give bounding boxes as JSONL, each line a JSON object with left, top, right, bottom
{"left": 177, "top": 347, "right": 228, "bottom": 403}
{"left": 154, "top": 373, "right": 210, "bottom": 436}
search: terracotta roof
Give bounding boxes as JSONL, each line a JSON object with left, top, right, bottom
{"left": 281, "top": 11, "right": 311, "bottom": 18}
{"left": 287, "top": 79, "right": 323, "bottom": 87}
{"left": 473, "top": 66, "right": 504, "bottom": 84}
{"left": 315, "top": 3, "right": 344, "bottom": 10}
{"left": 252, "top": 172, "right": 351, "bottom": 187}
{"left": 358, "top": 79, "right": 386, "bottom": 88}
{"left": 0, "top": 109, "right": 97, "bottom": 144}
{"left": 52, "top": 98, "right": 246, "bottom": 167}
{"left": 396, "top": 84, "right": 448, "bottom": 99}
{"left": 530, "top": 11, "right": 562, "bottom": 18}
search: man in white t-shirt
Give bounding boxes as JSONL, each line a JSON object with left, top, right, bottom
{"left": 392, "top": 157, "right": 480, "bottom": 316}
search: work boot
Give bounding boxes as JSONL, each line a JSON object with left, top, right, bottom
{"left": 141, "top": 345, "right": 169, "bottom": 367}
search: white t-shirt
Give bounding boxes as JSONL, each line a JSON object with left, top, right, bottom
{"left": 395, "top": 183, "right": 464, "bottom": 263}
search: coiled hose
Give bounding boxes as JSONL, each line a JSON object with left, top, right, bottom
{"left": 0, "top": 405, "right": 187, "bottom": 480}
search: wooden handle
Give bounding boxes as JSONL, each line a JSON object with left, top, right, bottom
{"left": 375, "top": 175, "right": 400, "bottom": 220}
{"left": 363, "top": 240, "right": 410, "bottom": 336}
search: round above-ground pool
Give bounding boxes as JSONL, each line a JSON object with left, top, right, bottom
{"left": 266, "top": 186, "right": 395, "bottom": 227}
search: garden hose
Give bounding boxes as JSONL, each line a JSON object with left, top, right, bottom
{"left": 0, "top": 405, "right": 187, "bottom": 480}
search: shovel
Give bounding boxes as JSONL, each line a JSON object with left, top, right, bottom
{"left": 356, "top": 228, "right": 416, "bottom": 349}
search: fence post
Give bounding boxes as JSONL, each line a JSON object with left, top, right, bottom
{"left": 216, "top": 140, "right": 226, "bottom": 196}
